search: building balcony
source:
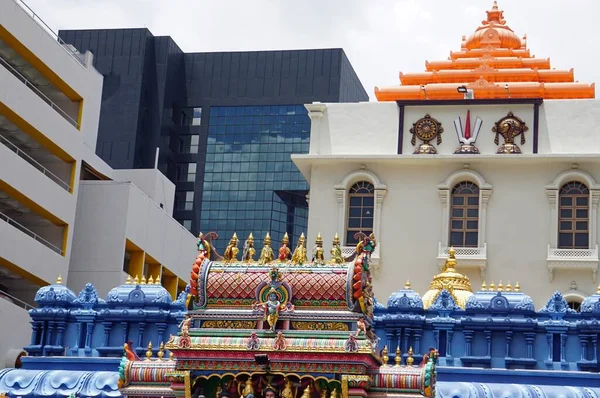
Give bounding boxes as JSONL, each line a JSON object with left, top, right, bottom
{"left": 546, "top": 245, "right": 599, "bottom": 282}
{"left": 437, "top": 242, "right": 487, "bottom": 278}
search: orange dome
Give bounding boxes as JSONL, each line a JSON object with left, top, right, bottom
{"left": 464, "top": 1, "right": 523, "bottom": 50}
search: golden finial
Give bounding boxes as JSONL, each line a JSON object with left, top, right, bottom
{"left": 56, "top": 275, "right": 63, "bottom": 285}
{"left": 407, "top": 347, "right": 414, "bottom": 366}
{"left": 316, "top": 232, "right": 323, "bottom": 244}
{"left": 481, "top": 281, "right": 487, "bottom": 291}
{"left": 489, "top": 281, "right": 496, "bottom": 290}
{"left": 497, "top": 280, "right": 503, "bottom": 292}
{"left": 155, "top": 275, "right": 161, "bottom": 285}
{"left": 444, "top": 247, "right": 457, "bottom": 271}
{"left": 394, "top": 346, "right": 402, "bottom": 367}
{"left": 381, "top": 345, "right": 389, "bottom": 367}
{"left": 299, "top": 232, "right": 305, "bottom": 241}
{"left": 145, "top": 341, "right": 153, "bottom": 361}
{"left": 141, "top": 275, "right": 147, "bottom": 285}
{"left": 515, "top": 282, "right": 521, "bottom": 292}
{"left": 506, "top": 281, "right": 512, "bottom": 292}
{"left": 134, "top": 275, "right": 140, "bottom": 284}
{"left": 157, "top": 342, "right": 164, "bottom": 360}
{"left": 283, "top": 232, "right": 289, "bottom": 244}
{"left": 405, "top": 280, "right": 412, "bottom": 290}
{"left": 125, "top": 275, "right": 132, "bottom": 285}
{"left": 148, "top": 275, "right": 154, "bottom": 284}
{"left": 264, "top": 232, "right": 271, "bottom": 245}
{"left": 597, "top": 283, "right": 600, "bottom": 294}
{"left": 333, "top": 233, "right": 340, "bottom": 245}
{"left": 169, "top": 351, "right": 174, "bottom": 361}
{"left": 233, "top": 232, "right": 238, "bottom": 241}
{"left": 248, "top": 232, "right": 254, "bottom": 241}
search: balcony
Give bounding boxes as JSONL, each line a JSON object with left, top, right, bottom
{"left": 547, "top": 245, "right": 599, "bottom": 282}
{"left": 437, "top": 243, "right": 487, "bottom": 278}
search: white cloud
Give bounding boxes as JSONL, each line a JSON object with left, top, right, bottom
{"left": 23, "top": 0, "right": 599, "bottom": 100}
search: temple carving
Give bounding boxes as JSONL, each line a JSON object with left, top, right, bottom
{"left": 375, "top": 1, "right": 595, "bottom": 101}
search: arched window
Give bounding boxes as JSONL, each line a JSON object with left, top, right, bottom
{"left": 346, "top": 181, "right": 375, "bottom": 245}
{"left": 449, "top": 181, "right": 479, "bottom": 247}
{"left": 558, "top": 181, "right": 590, "bottom": 249}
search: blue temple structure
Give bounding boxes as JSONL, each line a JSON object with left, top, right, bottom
{"left": 2, "top": 241, "right": 600, "bottom": 397}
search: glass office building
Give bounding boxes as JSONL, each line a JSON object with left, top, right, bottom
{"left": 201, "top": 105, "right": 309, "bottom": 251}
{"left": 59, "top": 28, "right": 369, "bottom": 253}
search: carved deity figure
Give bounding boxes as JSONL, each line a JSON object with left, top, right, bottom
{"left": 178, "top": 315, "right": 191, "bottom": 337}
{"left": 239, "top": 380, "right": 255, "bottom": 398}
{"left": 278, "top": 233, "right": 292, "bottom": 262}
{"left": 329, "top": 233, "right": 344, "bottom": 264}
{"left": 274, "top": 331, "right": 287, "bottom": 350}
{"left": 330, "top": 389, "right": 338, "bottom": 398}
{"left": 259, "top": 233, "right": 275, "bottom": 264}
{"left": 243, "top": 233, "right": 256, "bottom": 263}
{"left": 291, "top": 233, "right": 308, "bottom": 264}
{"left": 281, "top": 380, "right": 295, "bottom": 398}
{"left": 196, "top": 232, "right": 211, "bottom": 259}
{"left": 356, "top": 233, "right": 376, "bottom": 272}
{"left": 356, "top": 317, "right": 367, "bottom": 336}
{"left": 312, "top": 233, "right": 325, "bottom": 265}
{"left": 300, "top": 384, "right": 311, "bottom": 398}
{"left": 223, "top": 233, "right": 239, "bottom": 263}
{"left": 263, "top": 289, "right": 282, "bottom": 332}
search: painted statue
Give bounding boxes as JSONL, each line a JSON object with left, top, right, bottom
{"left": 300, "top": 384, "right": 311, "bottom": 398}
{"left": 356, "top": 317, "right": 367, "bottom": 336}
{"left": 223, "top": 233, "right": 239, "bottom": 263}
{"left": 356, "top": 233, "right": 376, "bottom": 272}
{"left": 291, "top": 233, "right": 307, "bottom": 264}
{"left": 196, "top": 232, "right": 211, "bottom": 259}
{"left": 178, "top": 314, "right": 191, "bottom": 337}
{"left": 330, "top": 389, "right": 338, "bottom": 398}
{"left": 274, "top": 331, "right": 287, "bottom": 350}
{"left": 243, "top": 233, "right": 256, "bottom": 263}
{"left": 312, "top": 233, "right": 325, "bottom": 265}
{"left": 239, "top": 380, "right": 255, "bottom": 398}
{"left": 278, "top": 233, "right": 292, "bottom": 262}
{"left": 264, "top": 288, "right": 282, "bottom": 332}
{"left": 329, "top": 233, "right": 344, "bottom": 264}
{"left": 281, "top": 379, "right": 295, "bottom": 398}
{"left": 259, "top": 233, "right": 274, "bottom": 264}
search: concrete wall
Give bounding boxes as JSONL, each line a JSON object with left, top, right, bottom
{"left": 112, "top": 169, "right": 176, "bottom": 216}
{"left": 69, "top": 181, "right": 196, "bottom": 296}
{"left": 0, "top": 298, "right": 30, "bottom": 367}
{"left": 299, "top": 100, "right": 600, "bottom": 309}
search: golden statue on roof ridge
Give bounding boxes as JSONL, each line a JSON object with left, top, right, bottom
{"left": 259, "top": 232, "right": 274, "bottom": 264}
{"left": 223, "top": 233, "right": 239, "bottom": 263}
{"left": 422, "top": 247, "right": 474, "bottom": 309}
{"left": 291, "top": 233, "right": 308, "bottom": 264}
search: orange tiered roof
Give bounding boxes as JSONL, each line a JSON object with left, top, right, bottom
{"left": 375, "top": 2, "right": 595, "bottom": 101}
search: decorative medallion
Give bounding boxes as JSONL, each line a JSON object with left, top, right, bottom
{"left": 410, "top": 114, "right": 443, "bottom": 154}
{"left": 453, "top": 110, "right": 482, "bottom": 154}
{"left": 492, "top": 111, "right": 528, "bottom": 154}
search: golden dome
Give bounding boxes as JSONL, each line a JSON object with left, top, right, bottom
{"left": 464, "top": 2, "right": 523, "bottom": 50}
{"left": 422, "top": 247, "right": 474, "bottom": 309}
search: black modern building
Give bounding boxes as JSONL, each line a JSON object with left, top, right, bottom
{"left": 59, "top": 28, "right": 368, "bottom": 252}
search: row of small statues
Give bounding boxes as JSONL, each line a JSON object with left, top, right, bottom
{"left": 481, "top": 280, "right": 521, "bottom": 292}
{"left": 236, "top": 379, "right": 338, "bottom": 398}
{"left": 381, "top": 345, "right": 415, "bottom": 367}
{"left": 219, "top": 232, "right": 347, "bottom": 265}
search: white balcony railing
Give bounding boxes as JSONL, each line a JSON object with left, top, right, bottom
{"left": 437, "top": 242, "right": 487, "bottom": 278}
{"left": 0, "top": 210, "right": 64, "bottom": 255}
{"left": 547, "top": 245, "right": 599, "bottom": 282}
{"left": 342, "top": 245, "right": 381, "bottom": 275}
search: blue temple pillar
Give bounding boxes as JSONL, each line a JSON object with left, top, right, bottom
{"left": 102, "top": 322, "right": 113, "bottom": 347}
{"left": 561, "top": 333, "right": 568, "bottom": 363}
{"left": 505, "top": 330, "right": 513, "bottom": 358}
{"left": 85, "top": 322, "right": 94, "bottom": 351}
{"left": 593, "top": 335, "right": 598, "bottom": 361}
{"left": 447, "top": 330, "right": 454, "bottom": 358}
{"left": 413, "top": 329, "right": 422, "bottom": 355}
{"left": 403, "top": 328, "right": 411, "bottom": 353}
{"left": 137, "top": 322, "right": 147, "bottom": 350}
{"left": 578, "top": 334, "right": 589, "bottom": 361}
{"left": 485, "top": 330, "right": 492, "bottom": 357}
{"left": 121, "top": 321, "right": 129, "bottom": 345}
{"left": 157, "top": 323, "right": 167, "bottom": 344}
{"left": 463, "top": 330, "right": 474, "bottom": 356}
{"left": 546, "top": 333, "right": 553, "bottom": 362}
{"left": 56, "top": 321, "right": 66, "bottom": 349}
{"left": 524, "top": 332, "right": 535, "bottom": 359}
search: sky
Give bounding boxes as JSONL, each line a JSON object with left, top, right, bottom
{"left": 23, "top": 0, "right": 598, "bottom": 101}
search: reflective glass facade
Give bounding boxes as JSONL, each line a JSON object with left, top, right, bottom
{"left": 201, "top": 105, "right": 310, "bottom": 252}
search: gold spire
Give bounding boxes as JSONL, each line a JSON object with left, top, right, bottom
{"left": 157, "top": 342, "right": 165, "bottom": 361}
{"left": 422, "top": 247, "right": 473, "bottom": 309}
{"left": 597, "top": 283, "right": 600, "bottom": 294}
{"left": 489, "top": 281, "right": 496, "bottom": 290}
{"left": 506, "top": 281, "right": 512, "bottom": 292}
{"left": 134, "top": 275, "right": 140, "bottom": 284}
{"left": 282, "top": 232, "right": 289, "bottom": 244}
{"left": 497, "top": 280, "right": 504, "bottom": 292}
{"left": 264, "top": 232, "right": 271, "bottom": 245}
{"left": 381, "top": 345, "right": 389, "bottom": 368}
{"left": 394, "top": 346, "right": 402, "bottom": 367}
{"left": 514, "top": 282, "right": 520, "bottom": 292}
{"left": 481, "top": 281, "right": 487, "bottom": 291}
{"left": 316, "top": 232, "right": 323, "bottom": 243}
{"left": 155, "top": 275, "right": 161, "bottom": 285}
{"left": 56, "top": 275, "right": 63, "bottom": 285}
{"left": 248, "top": 232, "right": 254, "bottom": 241}
{"left": 407, "top": 347, "right": 414, "bottom": 366}
{"left": 125, "top": 275, "right": 132, "bottom": 285}
{"left": 148, "top": 275, "right": 154, "bottom": 284}
{"left": 141, "top": 275, "right": 147, "bottom": 285}
{"left": 405, "top": 280, "right": 412, "bottom": 290}
{"left": 145, "top": 342, "right": 153, "bottom": 361}
{"left": 333, "top": 233, "right": 340, "bottom": 245}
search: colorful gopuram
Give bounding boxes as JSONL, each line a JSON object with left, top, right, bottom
{"left": 375, "top": 1, "right": 595, "bottom": 101}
